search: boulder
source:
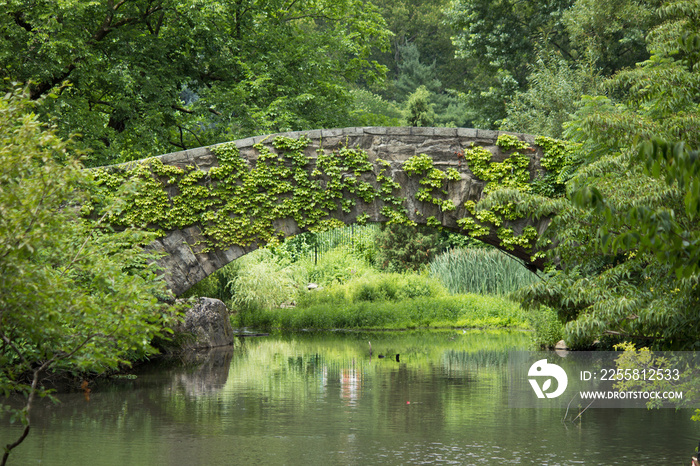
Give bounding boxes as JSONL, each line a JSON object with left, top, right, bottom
{"left": 176, "top": 297, "right": 234, "bottom": 350}
{"left": 554, "top": 340, "right": 568, "bottom": 350}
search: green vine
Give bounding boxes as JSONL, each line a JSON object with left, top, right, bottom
{"left": 87, "top": 133, "right": 569, "bottom": 260}
{"left": 376, "top": 158, "right": 413, "bottom": 225}
{"left": 403, "top": 153, "right": 459, "bottom": 214}
{"left": 531, "top": 136, "right": 581, "bottom": 197}
{"left": 454, "top": 134, "right": 566, "bottom": 255}
{"left": 89, "top": 136, "right": 416, "bottom": 250}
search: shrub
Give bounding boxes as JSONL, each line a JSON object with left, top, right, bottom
{"left": 528, "top": 307, "right": 564, "bottom": 349}
{"left": 375, "top": 223, "right": 445, "bottom": 272}
{"left": 228, "top": 249, "right": 305, "bottom": 313}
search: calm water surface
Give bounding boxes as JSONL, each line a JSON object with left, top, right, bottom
{"left": 2, "top": 330, "right": 698, "bottom": 465}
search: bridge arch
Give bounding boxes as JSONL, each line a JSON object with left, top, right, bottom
{"left": 99, "top": 127, "right": 557, "bottom": 296}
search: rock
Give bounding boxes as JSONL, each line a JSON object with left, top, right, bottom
{"left": 175, "top": 297, "right": 234, "bottom": 350}
{"left": 172, "top": 347, "right": 235, "bottom": 396}
{"left": 307, "top": 283, "right": 319, "bottom": 290}
{"left": 554, "top": 340, "right": 568, "bottom": 350}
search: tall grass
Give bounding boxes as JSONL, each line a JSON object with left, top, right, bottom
{"left": 429, "top": 247, "right": 540, "bottom": 295}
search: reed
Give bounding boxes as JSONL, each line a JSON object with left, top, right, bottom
{"left": 429, "top": 247, "right": 540, "bottom": 296}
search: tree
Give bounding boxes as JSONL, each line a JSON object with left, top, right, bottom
{"left": 404, "top": 85, "right": 436, "bottom": 126}
{"left": 375, "top": 224, "right": 444, "bottom": 272}
{"left": 446, "top": 0, "right": 665, "bottom": 130}
{"left": 516, "top": 0, "right": 700, "bottom": 349}
{"left": 562, "top": 0, "right": 664, "bottom": 74}
{"left": 500, "top": 49, "right": 601, "bottom": 138}
{"left": 391, "top": 42, "right": 469, "bottom": 127}
{"left": 0, "top": 89, "right": 175, "bottom": 464}
{"left": 0, "top": 0, "right": 390, "bottom": 167}
{"left": 369, "top": 0, "right": 467, "bottom": 91}
{"left": 446, "top": 0, "right": 576, "bottom": 126}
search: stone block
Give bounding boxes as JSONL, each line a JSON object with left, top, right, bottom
{"left": 304, "top": 129, "right": 322, "bottom": 139}
{"left": 234, "top": 138, "right": 255, "bottom": 148}
{"left": 476, "top": 129, "right": 499, "bottom": 141}
{"left": 321, "top": 128, "right": 344, "bottom": 138}
{"left": 386, "top": 127, "right": 411, "bottom": 136}
{"left": 410, "top": 127, "right": 436, "bottom": 136}
{"left": 457, "top": 128, "right": 478, "bottom": 138}
{"left": 363, "top": 127, "right": 388, "bottom": 135}
{"left": 160, "top": 150, "right": 190, "bottom": 165}
{"left": 433, "top": 127, "right": 458, "bottom": 137}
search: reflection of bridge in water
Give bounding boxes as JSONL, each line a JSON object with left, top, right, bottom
{"left": 128, "top": 127, "right": 553, "bottom": 295}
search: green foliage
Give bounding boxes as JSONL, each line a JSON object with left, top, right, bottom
{"left": 519, "top": 1, "right": 700, "bottom": 349}
{"left": 501, "top": 49, "right": 602, "bottom": 138}
{"left": 527, "top": 308, "right": 565, "bottom": 349}
{"left": 274, "top": 223, "right": 380, "bottom": 265}
{"left": 613, "top": 343, "right": 700, "bottom": 420}
{"left": 370, "top": 0, "right": 467, "bottom": 91}
{"left": 0, "top": 90, "right": 175, "bottom": 463}
{"left": 576, "top": 140, "right": 700, "bottom": 279}
{"left": 227, "top": 249, "right": 304, "bottom": 315}
{"left": 455, "top": 136, "right": 565, "bottom": 253}
{"left": 447, "top": 0, "right": 665, "bottom": 132}
{"left": 299, "top": 271, "right": 446, "bottom": 307}
{"left": 375, "top": 224, "right": 445, "bottom": 272}
{"left": 237, "top": 288, "right": 529, "bottom": 330}
{"left": 403, "top": 153, "right": 460, "bottom": 213}
{"left": 223, "top": 243, "right": 530, "bottom": 331}
{"left": 301, "top": 246, "right": 373, "bottom": 287}
{"left": 403, "top": 85, "right": 435, "bottom": 127}
{"left": 349, "top": 89, "right": 403, "bottom": 126}
{"left": 562, "top": 0, "right": 663, "bottom": 74}
{"left": 1, "top": 0, "right": 391, "bottom": 166}
{"left": 187, "top": 224, "right": 381, "bottom": 308}
{"left": 446, "top": 0, "right": 575, "bottom": 126}
{"left": 463, "top": 137, "right": 532, "bottom": 195}
{"left": 89, "top": 136, "right": 383, "bottom": 251}
{"left": 429, "top": 247, "right": 540, "bottom": 295}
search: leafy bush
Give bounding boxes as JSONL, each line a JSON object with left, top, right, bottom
{"left": 299, "top": 245, "right": 373, "bottom": 286}
{"left": 375, "top": 223, "right": 445, "bottom": 272}
{"left": 297, "top": 271, "right": 445, "bottom": 308}
{"left": 527, "top": 307, "right": 564, "bottom": 349}
{"left": 227, "top": 249, "right": 305, "bottom": 314}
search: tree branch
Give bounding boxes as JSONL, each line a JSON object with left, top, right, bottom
{"left": 172, "top": 105, "right": 194, "bottom": 114}
{"left": 0, "top": 332, "right": 27, "bottom": 365}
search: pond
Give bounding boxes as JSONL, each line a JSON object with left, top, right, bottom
{"left": 2, "top": 330, "right": 698, "bottom": 465}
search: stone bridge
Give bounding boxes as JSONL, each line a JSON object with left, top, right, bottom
{"left": 111, "top": 127, "right": 556, "bottom": 295}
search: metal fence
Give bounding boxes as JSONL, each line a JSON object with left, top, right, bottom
{"left": 282, "top": 223, "right": 381, "bottom": 264}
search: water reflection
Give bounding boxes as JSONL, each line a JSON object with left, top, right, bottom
{"left": 2, "top": 330, "right": 698, "bottom": 465}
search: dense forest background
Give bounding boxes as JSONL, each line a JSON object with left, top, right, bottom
{"left": 3, "top": 0, "right": 687, "bottom": 166}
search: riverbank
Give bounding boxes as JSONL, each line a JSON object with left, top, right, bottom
{"left": 232, "top": 293, "right": 531, "bottom": 331}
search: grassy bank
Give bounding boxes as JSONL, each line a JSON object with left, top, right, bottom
{"left": 233, "top": 294, "right": 529, "bottom": 330}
